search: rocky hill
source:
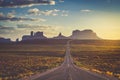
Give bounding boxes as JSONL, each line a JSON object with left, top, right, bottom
{"left": 70, "top": 29, "right": 100, "bottom": 39}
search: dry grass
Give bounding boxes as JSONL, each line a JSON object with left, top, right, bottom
{"left": 0, "top": 44, "right": 65, "bottom": 80}
{"left": 71, "top": 40, "right": 120, "bottom": 79}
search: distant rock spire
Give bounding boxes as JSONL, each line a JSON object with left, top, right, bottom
{"left": 53, "top": 32, "right": 68, "bottom": 39}
{"left": 59, "top": 32, "right": 62, "bottom": 36}
{"left": 31, "top": 31, "right": 34, "bottom": 36}
{"left": 16, "top": 38, "right": 19, "bottom": 42}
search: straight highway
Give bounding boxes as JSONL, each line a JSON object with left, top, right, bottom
{"left": 21, "top": 41, "right": 118, "bottom": 80}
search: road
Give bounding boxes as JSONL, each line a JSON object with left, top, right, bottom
{"left": 22, "top": 41, "right": 118, "bottom": 80}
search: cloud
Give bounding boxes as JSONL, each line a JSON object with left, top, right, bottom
{"left": 28, "top": 8, "right": 60, "bottom": 16}
{"left": 37, "top": 18, "right": 46, "bottom": 22}
{"left": 0, "top": 25, "right": 14, "bottom": 30}
{"left": 61, "top": 14, "right": 68, "bottom": 16}
{"left": 59, "top": 0, "right": 64, "bottom": 2}
{"left": 7, "top": 13, "right": 15, "bottom": 18}
{"left": 17, "top": 24, "right": 54, "bottom": 30}
{"left": 0, "top": 0, "right": 56, "bottom": 8}
{"left": 28, "top": 8, "right": 68, "bottom": 16}
{"left": 0, "top": 25, "right": 15, "bottom": 34}
{"left": 0, "top": 12, "right": 45, "bottom": 21}
{"left": 61, "top": 10, "right": 69, "bottom": 16}
{"left": 17, "top": 24, "right": 62, "bottom": 33}
{"left": 49, "top": 0, "right": 56, "bottom": 5}
{"left": 43, "top": 9, "right": 59, "bottom": 16}
{"left": 80, "top": 9, "right": 92, "bottom": 13}
{"left": 28, "top": 8, "right": 39, "bottom": 14}
{"left": 0, "top": 12, "right": 15, "bottom": 19}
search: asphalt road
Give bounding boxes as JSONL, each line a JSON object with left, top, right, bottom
{"left": 23, "top": 41, "right": 118, "bottom": 80}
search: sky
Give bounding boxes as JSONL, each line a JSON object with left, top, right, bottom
{"left": 0, "top": 0, "right": 120, "bottom": 41}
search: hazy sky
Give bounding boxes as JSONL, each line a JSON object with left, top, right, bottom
{"left": 0, "top": 0, "right": 120, "bottom": 40}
